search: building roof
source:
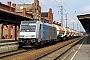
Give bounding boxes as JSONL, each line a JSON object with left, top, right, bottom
{"left": 77, "top": 14, "right": 90, "bottom": 33}
{"left": 0, "top": 9, "right": 32, "bottom": 25}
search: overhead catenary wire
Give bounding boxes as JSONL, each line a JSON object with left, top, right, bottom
{"left": 40, "top": 2, "right": 49, "bottom": 11}
{"left": 47, "top": 0, "right": 58, "bottom": 7}
{"left": 53, "top": 0, "right": 82, "bottom": 30}
{"left": 62, "top": 0, "right": 77, "bottom": 19}
{"left": 14, "top": 0, "right": 85, "bottom": 31}
{"left": 39, "top": 0, "right": 61, "bottom": 22}
{"left": 17, "top": 0, "right": 25, "bottom": 4}
{"left": 16, "top": 0, "right": 76, "bottom": 22}
{"left": 54, "top": 0, "right": 77, "bottom": 20}
{"left": 54, "top": 0, "right": 62, "bottom": 6}
{"left": 47, "top": 0, "right": 60, "bottom": 14}
{"left": 63, "top": 0, "right": 76, "bottom": 15}
{"left": 17, "top": 0, "right": 60, "bottom": 22}
{"left": 46, "top": 0, "right": 63, "bottom": 22}
{"left": 25, "top": 0, "right": 32, "bottom": 3}
{"left": 16, "top": 0, "right": 77, "bottom": 23}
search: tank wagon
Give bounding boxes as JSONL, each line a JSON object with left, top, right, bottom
{"left": 53, "top": 24, "right": 67, "bottom": 41}
{"left": 65, "top": 28, "right": 72, "bottom": 39}
{"left": 70, "top": 30, "right": 75, "bottom": 38}
{"left": 18, "top": 20, "right": 83, "bottom": 47}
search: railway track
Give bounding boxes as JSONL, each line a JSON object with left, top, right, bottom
{"left": 0, "top": 49, "right": 26, "bottom": 58}
{"left": 0, "top": 37, "right": 84, "bottom": 60}
{"left": 0, "top": 49, "right": 28, "bottom": 58}
{"left": 35, "top": 37, "right": 83, "bottom": 60}
{"left": 0, "top": 47, "right": 35, "bottom": 59}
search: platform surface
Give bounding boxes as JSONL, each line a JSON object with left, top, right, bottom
{"left": 0, "top": 39, "right": 17, "bottom": 43}
{"left": 64, "top": 36, "right": 90, "bottom": 60}
{"left": 72, "top": 36, "right": 90, "bottom": 60}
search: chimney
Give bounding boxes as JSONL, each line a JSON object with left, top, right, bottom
{"left": 23, "top": 8, "right": 26, "bottom": 16}
{"left": 7, "top": 1, "right": 11, "bottom": 7}
{"left": 56, "top": 22, "right": 58, "bottom": 24}
{"left": 12, "top": 3, "right": 16, "bottom": 8}
{"left": 12, "top": 3, "right": 16, "bottom": 13}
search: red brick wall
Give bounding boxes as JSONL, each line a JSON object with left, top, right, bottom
{"left": 48, "top": 8, "right": 53, "bottom": 24}
{"left": 0, "top": 2, "right": 15, "bottom": 12}
{"left": 0, "top": 0, "right": 54, "bottom": 39}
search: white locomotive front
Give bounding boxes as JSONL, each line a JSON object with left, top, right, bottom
{"left": 18, "top": 20, "right": 57, "bottom": 47}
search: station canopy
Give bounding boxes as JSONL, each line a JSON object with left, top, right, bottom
{"left": 77, "top": 14, "right": 90, "bottom": 33}
{"left": 0, "top": 9, "right": 32, "bottom": 25}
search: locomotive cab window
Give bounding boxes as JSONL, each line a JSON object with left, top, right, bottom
{"left": 20, "top": 24, "right": 36, "bottom": 32}
{"left": 20, "top": 25, "right": 28, "bottom": 32}
{"left": 29, "top": 25, "right": 36, "bottom": 32}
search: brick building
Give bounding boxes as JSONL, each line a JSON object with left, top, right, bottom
{"left": 0, "top": 0, "right": 54, "bottom": 39}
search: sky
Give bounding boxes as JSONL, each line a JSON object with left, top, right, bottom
{"left": 0, "top": 0, "right": 90, "bottom": 32}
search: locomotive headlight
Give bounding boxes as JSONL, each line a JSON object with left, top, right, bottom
{"left": 31, "top": 35, "right": 35, "bottom": 37}
{"left": 20, "top": 39, "right": 22, "bottom": 42}
{"left": 19, "top": 35, "right": 24, "bottom": 37}
{"left": 18, "top": 39, "right": 22, "bottom": 42}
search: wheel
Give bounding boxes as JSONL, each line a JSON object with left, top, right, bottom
{"left": 18, "top": 42, "right": 22, "bottom": 48}
{"left": 35, "top": 42, "right": 39, "bottom": 49}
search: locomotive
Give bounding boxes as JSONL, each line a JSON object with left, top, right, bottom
{"left": 18, "top": 20, "right": 57, "bottom": 47}
{"left": 18, "top": 20, "right": 83, "bottom": 47}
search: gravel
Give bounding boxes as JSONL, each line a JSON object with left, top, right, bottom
{"left": 0, "top": 38, "right": 80, "bottom": 60}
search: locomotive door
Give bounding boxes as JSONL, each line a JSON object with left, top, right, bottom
{"left": 39, "top": 24, "right": 43, "bottom": 39}
{"left": 39, "top": 23, "right": 46, "bottom": 40}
